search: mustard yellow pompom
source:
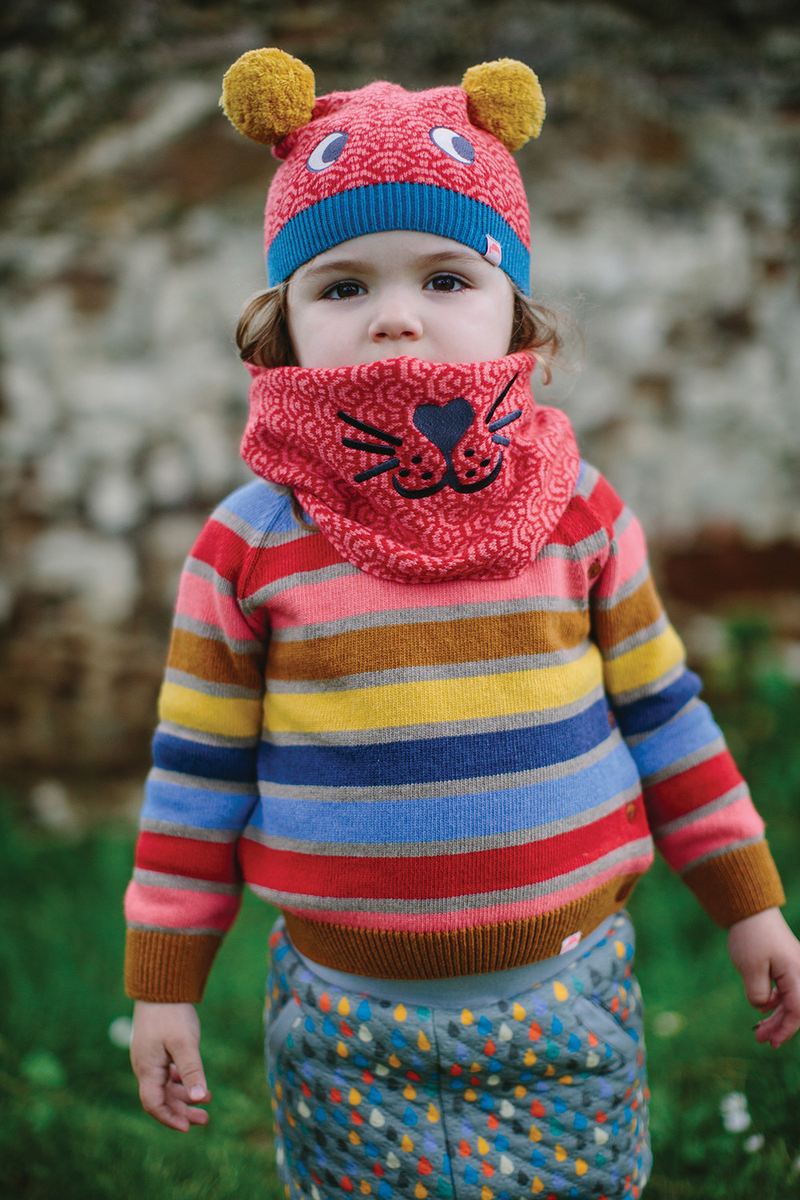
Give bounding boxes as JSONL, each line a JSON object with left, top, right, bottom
{"left": 221, "top": 48, "right": 315, "bottom": 146}
{"left": 461, "top": 59, "right": 545, "bottom": 151}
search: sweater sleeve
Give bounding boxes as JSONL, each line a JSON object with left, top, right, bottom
{"left": 587, "top": 472, "right": 784, "bottom": 928}
{"left": 124, "top": 486, "right": 269, "bottom": 1002}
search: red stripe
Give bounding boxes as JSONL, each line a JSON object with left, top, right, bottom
{"left": 247, "top": 531, "right": 345, "bottom": 586}
{"left": 585, "top": 474, "right": 624, "bottom": 542}
{"left": 135, "top": 831, "right": 240, "bottom": 884}
{"left": 644, "top": 750, "right": 743, "bottom": 823}
{"left": 239, "top": 802, "right": 646, "bottom": 900}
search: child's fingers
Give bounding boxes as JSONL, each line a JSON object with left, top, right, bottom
{"left": 168, "top": 1063, "right": 212, "bottom": 1104}
{"left": 138, "top": 1068, "right": 193, "bottom": 1132}
{"left": 755, "top": 1003, "right": 800, "bottom": 1048}
{"left": 167, "top": 1037, "right": 209, "bottom": 1103}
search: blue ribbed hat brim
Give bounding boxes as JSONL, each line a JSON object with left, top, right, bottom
{"left": 267, "top": 181, "right": 531, "bottom": 294}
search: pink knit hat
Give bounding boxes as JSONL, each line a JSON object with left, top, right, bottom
{"left": 221, "top": 50, "right": 546, "bottom": 293}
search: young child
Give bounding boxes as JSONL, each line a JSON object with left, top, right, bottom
{"left": 126, "top": 49, "right": 800, "bottom": 1200}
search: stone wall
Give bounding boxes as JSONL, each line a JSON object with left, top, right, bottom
{"left": 1, "top": 0, "right": 799, "bottom": 803}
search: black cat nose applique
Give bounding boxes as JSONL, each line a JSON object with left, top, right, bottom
{"left": 337, "top": 373, "right": 521, "bottom": 498}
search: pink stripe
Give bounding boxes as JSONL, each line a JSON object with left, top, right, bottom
{"left": 124, "top": 881, "right": 240, "bottom": 932}
{"left": 592, "top": 515, "right": 647, "bottom": 600}
{"left": 268, "top": 558, "right": 591, "bottom": 631}
{"left": 276, "top": 852, "right": 653, "bottom": 932}
{"left": 656, "top": 797, "right": 765, "bottom": 872}
{"left": 175, "top": 571, "right": 262, "bottom": 642}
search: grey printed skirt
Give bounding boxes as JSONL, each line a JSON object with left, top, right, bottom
{"left": 265, "top": 913, "right": 650, "bottom": 1200}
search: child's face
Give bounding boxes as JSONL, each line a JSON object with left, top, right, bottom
{"left": 286, "top": 230, "right": 515, "bottom": 369}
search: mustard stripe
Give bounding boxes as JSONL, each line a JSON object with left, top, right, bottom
{"left": 159, "top": 681, "right": 263, "bottom": 738}
{"left": 263, "top": 645, "right": 604, "bottom": 733}
{"left": 603, "top": 625, "right": 685, "bottom": 696}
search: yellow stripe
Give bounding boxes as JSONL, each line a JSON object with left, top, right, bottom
{"left": 263, "top": 646, "right": 604, "bottom": 733}
{"left": 159, "top": 681, "right": 263, "bottom": 738}
{"left": 603, "top": 626, "right": 685, "bottom": 696}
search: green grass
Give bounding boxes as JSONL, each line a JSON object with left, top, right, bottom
{"left": 2, "top": 621, "right": 800, "bottom": 1198}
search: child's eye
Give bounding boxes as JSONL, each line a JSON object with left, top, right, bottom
{"left": 426, "top": 274, "right": 467, "bottom": 292}
{"left": 322, "top": 280, "right": 366, "bottom": 300}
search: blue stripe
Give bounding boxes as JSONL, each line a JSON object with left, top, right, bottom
{"left": 257, "top": 698, "right": 614, "bottom": 789}
{"left": 613, "top": 669, "right": 702, "bottom": 737}
{"left": 215, "top": 481, "right": 295, "bottom": 534}
{"left": 153, "top": 731, "right": 259, "bottom": 783}
{"left": 142, "top": 778, "right": 259, "bottom": 830}
{"left": 267, "top": 182, "right": 531, "bottom": 293}
{"left": 628, "top": 700, "right": 723, "bottom": 779}
{"left": 252, "top": 741, "right": 641, "bottom": 845}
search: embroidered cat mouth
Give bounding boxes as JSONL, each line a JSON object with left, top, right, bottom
{"left": 337, "top": 373, "right": 521, "bottom": 499}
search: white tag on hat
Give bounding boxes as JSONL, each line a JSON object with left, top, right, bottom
{"left": 483, "top": 234, "right": 502, "bottom": 267}
{"left": 560, "top": 931, "right": 582, "bottom": 954}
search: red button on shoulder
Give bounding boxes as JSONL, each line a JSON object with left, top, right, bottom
{"left": 625, "top": 801, "right": 637, "bottom": 822}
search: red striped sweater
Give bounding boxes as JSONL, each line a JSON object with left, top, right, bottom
{"left": 124, "top": 462, "right": 784, "bottom": 1001}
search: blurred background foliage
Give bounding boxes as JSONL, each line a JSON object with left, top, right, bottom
{"left": 1, "top": 1, "right": 800, "bottom": 1196}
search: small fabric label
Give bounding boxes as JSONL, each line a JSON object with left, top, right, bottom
{"left": 560, "top": 931, "right": 582, "bottom": 954}
{"left": 483, "top": 234, "right": 502, "bottom": 267}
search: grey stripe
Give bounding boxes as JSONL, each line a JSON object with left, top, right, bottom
{"left": 172, "top": 612, "right": 264, "bottom": 654}
{"left": 133, "top": 868, "right": 241, "bottom": 895}
{"left": 157, "top": 719, "right": 258, "bottom": 750}
{"left": 212, "top": 504, "right": 309, "bottom": 550}
{"left": 611, "top": 506, "right": 635, "bottom": 540}
{"left": 265, "top": 641, "right": 592, "bottom": 695}
{"left": 140, "top": 818, "right": 240, "bottom": 843}
{"left": 242, "top": 561, "right": 360, "bottom": 611}
{"left": 591, "top": 561, "right": 650, "bottom": 611}
{"left": 149, "top": 766, "right": 259, "bottom": 796}
{"left": 624, "top": 696, "right": 701, "bottom": 748}
{"left": 678, "top": 834, "right": 763, "bottom": 876}
{"left": 575, "top": 462, "right": 599, "bottom": 499}
{"left": 248, "top": 837, "right": 654, "bottom": 913}
{"left": 607, "top": 660, "right": 685, "bottom": 708}
{"left": 257, "top": 730, "right": 623, "bottom": 803}
{"left": 241, "top": 782, "right": 642, "bottom": 858}
{"left": 602, "top": 613, "right": 669, "bottom": 662}
{"left": 126, "top": 920, "right": 224, "bottom": 938}
{"left": 639, "top": 735, "right": 726, "bottom": 788}
{"left": 261, "top": 685, "right": 606, "bottom": 747}
{"left": 536, "top": 529, "right": 609, "bottom": 561}
{"left": 652, "top": 782, "right": 750, "bottom": 840}
{"left": 185, "top": 555, "right": 236, "bottom": 597}
{"left": 164, "top": 667, "right": 263, "bottom": 701}
{"left": 271, "top": 593, "right": 588, "bottom": 643}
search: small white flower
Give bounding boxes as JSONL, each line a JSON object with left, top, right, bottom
{"left": 107, "top": 1015, "right": 134, "bottom": 1048}
{"left": 653, "top": 1011, "right": 683, "bottom": 1038}
{"left": 720, "top": 1092, "right": 751, "bottom": 1132}
{"left": 744, "top": 1134, "right": 764, "bottom": 1153}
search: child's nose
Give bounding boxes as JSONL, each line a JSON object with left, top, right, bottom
{"left": 368, "top": 293, "right": 423, "bottom": 343}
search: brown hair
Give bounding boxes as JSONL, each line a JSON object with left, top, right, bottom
{"left": 236, "top": 281, "right": 565, "bottom": 382}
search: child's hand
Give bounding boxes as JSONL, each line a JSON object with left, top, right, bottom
{"left": 727, "top": 907, "right": 800, "bottom": 1047}
{"left": 130, "top": 1000, "right": 211, "bottom": 1131}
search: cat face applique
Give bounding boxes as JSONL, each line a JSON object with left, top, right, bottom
{"left": 337, "top": 372, "right": 521, "bottom": 498}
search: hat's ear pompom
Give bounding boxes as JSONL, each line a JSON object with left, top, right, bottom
{"left": 221, "top": 48, "right": 315, "bottom": 145}
{"left": 461, "top": 59, "right": 545, "bottom": 151}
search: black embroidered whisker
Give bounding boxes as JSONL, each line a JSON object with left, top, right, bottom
{"left": 487, "top": 409, "right": 522, "bottom": 432}
{"left": 337, "top": 410, "right": 402, "bottom": 446}
{"left": 343, "top": 438, "right": 399, "bottom": 455}
{"left": 491, "top": 434, "right": 510, "bottom": 446}
{"left": 354, "top": 458, "right": 400, "bottom": 482}
{"left": 485, "top": 373, "right": 519, "bottom": 423}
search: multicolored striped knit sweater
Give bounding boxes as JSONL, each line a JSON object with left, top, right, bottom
{"left": 124, "top": 462, "right": 784, "bottom": 1002}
